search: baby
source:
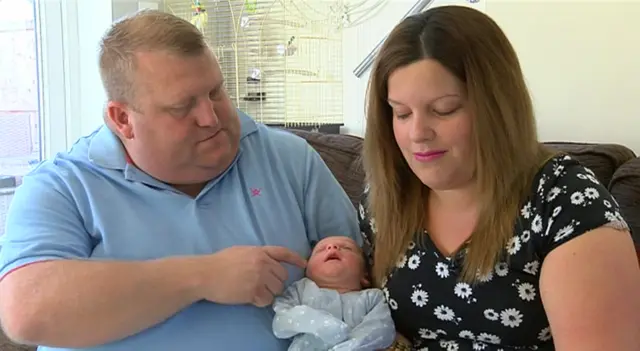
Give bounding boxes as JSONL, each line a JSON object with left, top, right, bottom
{"left": 272, "top": 236, "right": 395, "bottom": 351}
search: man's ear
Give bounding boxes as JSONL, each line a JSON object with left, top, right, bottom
{"left": 361, "top": 276, "right": 371, "bottom": 288}
{"left": 105, "top": 101, "right": 134, "bottom": 139}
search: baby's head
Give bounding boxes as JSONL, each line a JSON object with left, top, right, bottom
{"left": 306, "top": 236, "right": 368, "bottom": 293}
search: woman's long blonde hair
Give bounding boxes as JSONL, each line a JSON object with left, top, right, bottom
{"left": 363, "top": 5, "right": 555, "bottom": 284}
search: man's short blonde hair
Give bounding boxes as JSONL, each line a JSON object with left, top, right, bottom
{"left": 99, "top": 9, "right": 209, "bottom": 103}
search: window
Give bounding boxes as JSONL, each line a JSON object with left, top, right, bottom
{"left": 0, "top": 0, "right": 41, "bottom": 181}
{"left": 0, "top": 0, "right": 69, "bottom": 235}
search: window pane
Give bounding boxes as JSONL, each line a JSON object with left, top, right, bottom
{"left": 0, "top": 0, "right": 41, "bottom": 181}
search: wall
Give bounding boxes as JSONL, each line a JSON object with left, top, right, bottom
{"left": 341, "top": 0, "right": 640, "bottom": 153}
{"left": 64, "top": 0, "right": 163, "bottom": 146}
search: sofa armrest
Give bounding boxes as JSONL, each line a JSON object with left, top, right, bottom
{"left": 610, "top": 157, "right": 640, "bottom": 247}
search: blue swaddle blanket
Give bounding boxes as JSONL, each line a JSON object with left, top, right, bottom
{"left": 272, "top": 277, "right": 395, "bottom": 351}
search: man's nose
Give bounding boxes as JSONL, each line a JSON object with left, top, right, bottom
{"left": 327, "top": 244, "right": 339, "bottom": 251}
{"left": 195, "top": 99, "right": 220, "bottom": 127}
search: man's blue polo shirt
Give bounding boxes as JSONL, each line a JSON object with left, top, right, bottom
{"left": 0, "top": 111, "right": 361, "bottom": 351}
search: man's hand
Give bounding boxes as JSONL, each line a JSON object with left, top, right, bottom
{"left": 201, "top": 246, "right": 307, "bottom": 307}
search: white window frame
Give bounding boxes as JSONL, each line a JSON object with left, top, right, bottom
{"left": 35, "top": 0, "right": 70, "bottom": 160}
{"left": 35, "top": 0, "right": 117, "bottom": 161}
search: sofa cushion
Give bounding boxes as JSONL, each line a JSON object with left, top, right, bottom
{"left": 288, "top": 130, "right": 365, "bottom": 209}
{"left": 544, "top": 142, "right": 636, "bottom": 186}
{"left": 0, "top": 333, "right": 34, "bottom": 351}
{"left": 610, "top": 157, "right": 640, "bottom": 245}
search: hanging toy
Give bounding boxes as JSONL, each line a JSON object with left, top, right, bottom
{"left": 190, "top": 0, "right": 208, "bottom": 33}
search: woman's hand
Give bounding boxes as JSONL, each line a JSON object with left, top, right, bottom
{"left": 384, "top": 333, "right": 412, "bottom": 350}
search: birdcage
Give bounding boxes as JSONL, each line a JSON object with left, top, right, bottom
{"left": 165, "top": 0, "right": 345, "bottom": 129}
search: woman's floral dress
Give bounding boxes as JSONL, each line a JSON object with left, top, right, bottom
{"left": 358, "top": 155, "right": 630, "bottom": 351}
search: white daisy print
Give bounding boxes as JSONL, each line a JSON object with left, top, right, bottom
{"left": 396, "top": 255, "right": 407, "bottom": 268}
{"left": 369, "top": 217, "right": 377, "bottom": 233}
{"left": 523, "top": 260, "right": 540, "bottom": 275}
{"left": 472, "top": 341, "right": 487, "bottom": 350}
{"left": 546, "top": 186, "right": 561, "bottom": 202}
{"left": 553, "top": 164, "right": 564, "bottom": 176}
{"left": 439, "top": 340, "right": 459, "bottom": 351}
{"left": 517, "top": 282, "right": 536, "bottom": 301}
{"left": 419, "top": 328, "right": 438, "bottom": 340}
{"left": 584, "top": 187, "right": 599, "bottom": 199}
{"left": 585, "top": 167, "right": 596, "bottom": 176}
{"left": 477, "top": 270, "right": 494, "bottom": 283}
{"left": 544, "top": 218, "right": 554, "bottom": 237}
{"left": 411, "top": 289, "right": 429, "bottom": 307}
{"left": 587, "top": 174, "right": 600, "bottom": 184}
{"left": 570, "top": 191, "right": 585, "bottom": 205}
{"left": 520, "top": 230, "right": 531, "bottom": 243}
{"left": 506, "top": 236, "right": 521, "bottom": 255}
{"left": 538, "top": 326, "right": 552, "bottom": 341}
{"left": 537, "top": 176, "right": 546, "bottom": 193}
{"left": 554, "top": 224, "right": 575, "bottom": 242}
{"left": 407, "top": 254, "right": 421, "bottom": 270}
{"left": 477, "top": 332, "right": 501, "bottom": 344}
{"left": 500, "top": 308, "right": 523, "bottom": 328}
{"left": 605, "top": 211, "right": 618, "bottom": 222}
{"left": 358, "top": 203, "right": 365, "bottom": 219}
{"left": 603, "top": 199, "right": 612, "bottom": 208}
{"left": 484, "top": 309, "right": 499, "bottom": 321}
{"left": 435, "top": 262, "right": 450, "bottom": 278}
{"left": 408, "top": 241, "right": 416, "bottom": 250}
{"left": 521, "top": 202, "right": 532, "bottom": 219}
{"left": 495, "top": 262, "right": 509, "bottom": 277}
{"left": 531, "top": 214, "right": 543, "bottom": 233}
{"left": 434, "top": 305, "right": 456, "bottom": 322}
{"left": 552, "top": 206, "right": 562, "bottom": 217}
{"left": 388, "top": 298, "right": 398, "bottom": 310}
{"left": 454, "top": 282, "right": 473, "bottom": 300}
{"left": 459, "top": 330, "right": 474, "bottom": 340}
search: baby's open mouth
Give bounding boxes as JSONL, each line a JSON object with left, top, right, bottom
{"left": 325, "top": 252, "right": 341, "bottom": 262}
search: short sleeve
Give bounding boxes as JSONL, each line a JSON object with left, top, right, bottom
{"left": 301, "top": 142, "right": 362, "bottom": 247}
{"left": 529, "top": 155, "right": 630, "bottom": 258}
{"left": 358, "top": 186, "right": 375, "bottom": 270}
{"left": 0, "top": 164, "right": 92, "bottom": 278}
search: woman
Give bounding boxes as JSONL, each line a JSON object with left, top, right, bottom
{"left": 359, "top": 5, "right": 640, "bottom": 351}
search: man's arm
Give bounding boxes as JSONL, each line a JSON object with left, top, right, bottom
{"left": 0, "top": 171, "right": 205, "bottom": 348}
{"left": 301, "top": 143, "right": 361, "bottom": 246}
{"left": 0, "top": 258, "right": 203, "bottom": 348}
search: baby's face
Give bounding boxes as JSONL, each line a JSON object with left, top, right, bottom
{"left": 306, "top": 236, "right": 366, "bottom": 292}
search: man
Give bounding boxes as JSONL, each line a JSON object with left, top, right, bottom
{"left": 0, "top": 10, "right": 360, "bottom": 351}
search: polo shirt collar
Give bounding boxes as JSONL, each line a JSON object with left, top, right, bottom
{"left": 88, "top": 109, "right": 259, "bottom": 170}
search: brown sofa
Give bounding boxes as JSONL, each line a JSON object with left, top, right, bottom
{"left": 1, "top": 132, "right": 639, "bottom": 350}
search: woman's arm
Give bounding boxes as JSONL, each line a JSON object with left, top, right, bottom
{"left": 540, "top": 226, "right": 640, "bottom": 350}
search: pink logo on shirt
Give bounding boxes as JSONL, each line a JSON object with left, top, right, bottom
{"left": 250, "top": 187, "right": 262, "bottom": 197}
